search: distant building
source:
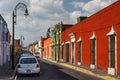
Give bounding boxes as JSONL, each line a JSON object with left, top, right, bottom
{"left": 14, "top": 39, "right": 20, "bottom": 55}
{"left": 43, "top": 37, "right": 52, "bottom": 59}
{"left": 29, "top": 41, "right": 38, "bottom": 54}
{"left": 28, "top": 43, "right": 34, "bottom": 53}
{"left": 39, "top": 37, "right": 47, "bottom": 58}
{"left": 0, "top": 14, "right": 10, "bottom": 65}
{"left": 34, "top": 41, "right": 38, "bottom": 53}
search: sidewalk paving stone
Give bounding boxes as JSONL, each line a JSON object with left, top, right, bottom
{"left": 0, "top": 61, "right": 16, "bottom": 80}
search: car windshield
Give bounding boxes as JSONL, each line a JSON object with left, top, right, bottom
{"left": 20, "top": 58, "right": 37, "bottom": 64}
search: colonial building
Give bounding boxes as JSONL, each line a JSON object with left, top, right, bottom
{"left": 14, "top": 39, "right": 21, "bottom": 55}
{"left": 51, "top": 22, "right": 73, "bottom": 61}
{"left": 39, "top": 37, "right": 47, "bottom": 58}
{"left": 29, "top": 37, "right": 48, "bottom": 58}
{"left": 0, "top": 15, "right": 10, "bottom": 65}
{"left": 28, "top": 43, "right": 34, "bottom": 53}
{"left": 34, "top": 41, "right": 38, "bottom": 53}
{"left": 43, "top": 38, "right": 52, "bottom": 59}
{"left": 62, "top": 1, "right": 120, "bottom": 75}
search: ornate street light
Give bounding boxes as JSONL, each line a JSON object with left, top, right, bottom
{"left": 11, "top": 2, "right": 29, "bottom": 69}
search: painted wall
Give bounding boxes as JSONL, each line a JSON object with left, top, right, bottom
{"left": 0, "top": 15, "right": 10, "bottom": 65}
{"left": 43, "top": 38, "right": 52, "bottom": 59}
{"left": 62, "top": 1, "right": 120, "bottom": 75}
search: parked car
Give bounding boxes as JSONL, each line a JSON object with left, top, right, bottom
{"left": 20, "top": 52, "right": 33, "bottom": 57}
{"left": 17, "top": 52, "right": 34, "bottom": 63}
{"left": 17, "top": 56, "right": 40, "bottom": 76}
{"left": 34, "top": 52, "right": 40, "bottom": 58}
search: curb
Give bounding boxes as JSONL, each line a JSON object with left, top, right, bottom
{"left": 43, "top": 58, "right": 119, "bottom": 80}
{"left": 60, "top": 63, "right": 118, "bottom": 80}
{"left": 0, "top": 66, "right": 17, "bottom": 80}
{"left": 9, "top": 67, "right": 17, "bottom": 80}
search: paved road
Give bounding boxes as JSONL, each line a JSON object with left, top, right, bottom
{"left": 17, "top": 59, "right": 104, "bottom": 80}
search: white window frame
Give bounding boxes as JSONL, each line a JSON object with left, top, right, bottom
{"left": 71, "top": 41, "right": 75, "bottom": 64}
{"left": 77, "top": 37, "right": 82, "bottom": 65}
{"left": 107, "top": 26, "right": 117, "bottom": 75}
{"left": 90, "top": 32, "right": 97, "bottom": 69}
{"left": 65, "top": 41, "right": 70, "bottom": 44}
{"left": 69, "top": 33, "right": 76, "bottom": 64}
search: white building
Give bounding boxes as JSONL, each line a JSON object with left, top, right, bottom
{"left": 0, "top": 14, "right": 10, "bottom": 65}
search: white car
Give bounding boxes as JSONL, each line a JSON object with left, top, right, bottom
{"left": 17, "top": 56, "right": 40, "bottom": 76}
{"left": 20, "top": 53, "right": 33, "bottom": 57}
{"left": 34, "top": 52, "right": 40, "bottom": 58}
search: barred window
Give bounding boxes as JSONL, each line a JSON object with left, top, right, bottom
{"left": 78, "top": 41, "right": 82, "bottom": 62}
{"left": 109, "top": 34, "right": 116, "bottom": 68}
{"left": 91, "top": 38, "right": 96, "bottom": 65}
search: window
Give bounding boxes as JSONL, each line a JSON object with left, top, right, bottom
{"left": 107, "top": 26, "right": 117, "bottom": 75}
{"left": 91, "top": 38, "right": 96, "bottom": 65}
{"left": 109, "top": 34, "right": 116, "bottom": 68}
{"left": 72, "top": 42, "right": 75, "bottom": 63}
{"left": 107, "top": 27, "right": 117, "bottom": 68}
{"left": 62, "top": 45, "right": 64, "bottom": 59}
{"left": 90, "top": 33, "right": 96, "bottom": 67}
{"left": 78, "top": 41, "right": 82, "bottom": 63}
{"left": 69, "top": 33, "right": 76, "bottom": 64}
{"left": 66, "top": 43, "right": 70, "bottom": 62}
{"left": 20, "top": 58, "right": 37, "bottom": 64}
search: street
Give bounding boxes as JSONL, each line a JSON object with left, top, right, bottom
{"left": 0, "top": 1, "right": 120, "bottom": 80}
{"left": 17, "top": 59, "right": 104, "bottom": 80}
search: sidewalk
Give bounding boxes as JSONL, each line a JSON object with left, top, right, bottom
{"left": 43, "top": 58, "right": 120, "bottom": 80}
{"left": 0, "top": 61, "right": 16, "bottom": 80}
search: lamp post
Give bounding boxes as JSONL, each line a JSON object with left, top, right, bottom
{"left": 11, "top": 2, "right": 29, "bottom": 70}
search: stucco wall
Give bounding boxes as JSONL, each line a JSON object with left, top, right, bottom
{"left": 62, "top": 1, "right": 120, "bottom": 75}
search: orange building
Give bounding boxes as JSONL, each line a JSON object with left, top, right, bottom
{"left": 14, "top": 39, "right": 21, "bottom": 55}
{"left": 43, "top": 38, "right": 52, "bottom": 59}
{"left": 29, "top": 43, "right": 34, "bottom": 53}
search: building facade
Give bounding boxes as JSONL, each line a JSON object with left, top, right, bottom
{"left": 14, "top": 39, "right": 21, "bottom": 55}
{"left": 51, "top": 22, "right": 73, "bottom": 61}
{"left": 34, "top": 41, "right": 38, "bottom": 53}
{"left": 43, "top": 38, "right": 52, "bottom": 59}
{"left": 0, "top": 15, "right": 10, "bottom": 65}
{"left": 28, "top": 43, "right": 34, "bottom": 53}
{"left": 62, "top": 1, "right": 120, "bottom": 75}
{"left": 40, "top": 37, "right": 47, "bottom": 58}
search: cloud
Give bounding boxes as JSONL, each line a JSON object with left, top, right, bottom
{"left": 29, "top": 0, "right": 65, "bottom": 16}
{"left": 3, "top": 0, "right": 63, "bottom": 46}
{"left": 0, "top": 0, "right": 117, "bottom": 46}
{"left": 70, "top": 11, "right": 81, "bottom": 23}
{"left": 71, "top": 0, "right": 117, "bottom": 16}
{"left": 71, "top": 1, "right": 85, "bottom": 9}
{"left": 82, "top": 0, "right": 117, "bottom": 13}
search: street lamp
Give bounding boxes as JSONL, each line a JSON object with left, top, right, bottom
{"left": 11, "top": 2, "right": 29, "bottom": 70}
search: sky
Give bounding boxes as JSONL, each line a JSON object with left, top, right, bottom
{"left": 0, "top": 0, "right": 117, "bottom": 46}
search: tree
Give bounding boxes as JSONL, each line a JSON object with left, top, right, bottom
{"left": 47, "top": 28, "right": 50, "bottom": 38}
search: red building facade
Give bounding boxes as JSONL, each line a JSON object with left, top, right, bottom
{"left": 62, "top": 1, "right": 120, "bottom": 75}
